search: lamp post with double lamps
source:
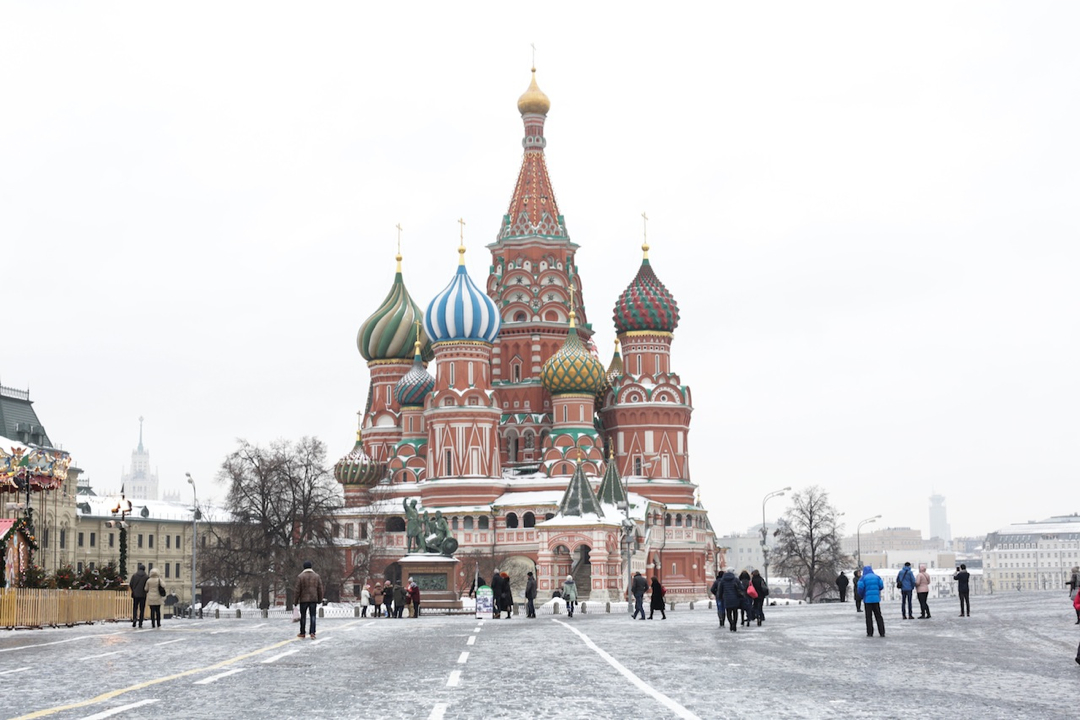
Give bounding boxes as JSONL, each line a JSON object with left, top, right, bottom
{"left": 856, "top": 515, "right": 882, "bottom": 570}
{"left": 186, "top": 473, "right": 199, "bottom": 618}
{"left": 760, "top": 487, "right": 791, "bottom": 585}
{"left": 108, "top": 488, "right": 133, "bottom": 578}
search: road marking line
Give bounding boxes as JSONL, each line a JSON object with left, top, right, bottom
{"left": 428, "top": 703, "right": 448, "bottom": 720}
{"left": 0, "top": 635, "right": 100, "bottom": 653}
{"left": 193, "top": 668, "right": 246, "bottom": 685}
{"left": 447, "top": 670, "right": 462, "bottom": 687}
{"left": 261, "top": 648, "right": 300, "bottom": 664}
{"left": 310, "top": 637, "right": 331, "bottom": 646}
{"left": 554, "top": 619, "right": 701, "bottom": 720}
{"left": 472, "top": 627, "right": 481, "bottom": 633}
{"left": 79, "top": 652, "right": 121, "bottom": 661}
{"left": 12, "top": 636, "right": 300, "bottom": 720}
{"left": 466, "top": 635, "right": 476, "bottom": 646}
{"left": 0, "top": 667, "right": 30, "bottom": 676}
{"left": 210, "top": 629, "right": 230, "bottom": 635}
{"left": 457, "top": 651, "right": 469, "bottom": 664}
{"left": 249, "top": 623, "right": 267, "bottom": 629}
{"left": 78, "top": 699, "right": 159, "bottom": 719}
{"left": 153, "top": 639, "right": 186, "bottom": 647}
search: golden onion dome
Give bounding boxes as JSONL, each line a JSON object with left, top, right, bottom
{"left": 517, "top": 67, "right": 551, "bottom": 115}
{"left": 541, "top": 312, "right": 605, "bottom": 396}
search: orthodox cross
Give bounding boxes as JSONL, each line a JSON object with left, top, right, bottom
{"left": 531, "top": 43, "right": 536, "bottom": 68}
{"left": 641, "top": 211, "right": 649, "bottom": 244}
{"left": 396, "top": 223, "right": 403, "bottom": 254}
{"left": 458, "top": 217, "right": 466, "bottom": 246}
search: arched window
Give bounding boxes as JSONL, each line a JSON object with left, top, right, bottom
{"left": 664, "top": 513, "right": 672, "bottom": 527}
{"left": 514, "top": 311, "right": 527, "bottom": 323}
{"left": 452, "top": 517, "right": 459, "bottom": 531}
{"left": 523, "top": 512, "right": 535, "bottom": 528}
{"left": 675, "top": 514, "right": 682, "bottom": 527}
{"left": 463, "top": 517, "right": 474, "bottom": 531}
{"left": 386, "top": 517, "right": 406, "bottom": 532}
{"left": 506, "top": 512, "right": 519, "bottom": 529}
{"left": 478, "top": 516, "right": 490, "bottom": 530}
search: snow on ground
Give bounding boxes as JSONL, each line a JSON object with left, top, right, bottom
{"left": 2, "top": 590, "right": 1077, "bottom": 719}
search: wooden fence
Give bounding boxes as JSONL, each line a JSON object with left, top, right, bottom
{"left": 0, "top": 589, "right": 129, "bottom": 629}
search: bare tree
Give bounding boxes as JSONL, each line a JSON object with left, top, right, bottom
{"left": 207, "top": 437, "right": 343, "bottom": 608}
{"left": 771, "top": 486, "right": 849, "bottom": 602}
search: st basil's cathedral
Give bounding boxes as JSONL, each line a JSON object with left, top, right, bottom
{"left": 332, "top": 68, "right": 721, "bottom": 602}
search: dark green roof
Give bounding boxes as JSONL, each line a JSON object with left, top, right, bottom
{"left": 0, "top": 384, "right": 53, "bottom": 447}
{"left": 556, "top": 461, "right": 604, "bottom": 518}
{"left": 596, "top": 457, "right": 628, "bottom": 506}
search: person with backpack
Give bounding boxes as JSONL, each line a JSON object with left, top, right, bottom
{"left": 856, "top": 564, "right": 886, "bottom": 637}
{"left": 145, "top": 567, "right": 166, "bottom": 628}
{"left": 897, "top": 562, "right": 917, "bottom": 619}
{"left": 562, "top": 574, "right": 578, "bottom": 617}
{"left": 649, "top": 576, "right": 667, "bottom": 620}
{"left": 738, "top": 570, "right": 754, "bottom": 627}
{"left": 128, "top": 563, "right": 148, "bottom": 629}
{"left": 750, "top": 569, "right": 767, "bottom": 626}
{"left": 709, "top": 571, "right": 725, "bottom": 628}
{"left": 717, "top": 569, "right": 745, "bottom": 632}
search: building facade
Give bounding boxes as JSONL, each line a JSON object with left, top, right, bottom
{"left": 121, "top": 417, "right": 159, "bottom": 501}
{"left": 333, "top": 69, "right": 719, "bottom": 602}
{"left": 983, "top": 515, "right": 1080, "bottom": 593}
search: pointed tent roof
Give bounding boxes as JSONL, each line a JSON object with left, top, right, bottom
{"left": 596, "top": 454, "right": 627, "bottom": 507}
{"left": 556, "top": 460, "right": 604, "bottom": 518}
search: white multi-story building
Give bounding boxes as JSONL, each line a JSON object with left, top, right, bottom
{"left": 929, "top": 493, "right": 951, "bottom": 544}
{"left": 121, "top": 417, "right": 158, "bottom": 501}
{"left": 984, "top": 515, "right": 1080, "bottom": 593}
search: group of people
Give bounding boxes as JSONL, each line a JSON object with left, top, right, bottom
{"left": 127, "top": 563, "right": 167, "bottom": 629}
{"left": 849, "top": 563, "right": 974, "bottom": 638}
{"left": 630, "top": 571, "right": 668, "bottom": 620}
{"left": 359, "top": 577, "right": 421, "bottom": 620}
{"left": 708, "top": 568, "right": 769, "bottom": 632}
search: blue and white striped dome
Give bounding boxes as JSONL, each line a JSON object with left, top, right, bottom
{"left": 424, "top": 253, "right": 501, "bottom": 345}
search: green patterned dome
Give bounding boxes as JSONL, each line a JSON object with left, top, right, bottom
{"left": 334, "top": 432, "right": 385, "bottom": 487}
{"left": 357, "top": 256, "right": 434, "bottom": 362}
{"left": 612, "top": 244, "right": 680, "bottom": 334}
{"left": 541, "top": 317, "right": 605, "bottom": 396}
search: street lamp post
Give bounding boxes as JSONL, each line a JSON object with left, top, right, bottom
{"left": 186, "top": 473, "right": 198, "bottom": 618}
{"left": 109, "top": 487, "right": 133, "bottom": 578}
{"left": 856, "top": 515, "right": 882, "bottom": 570}
{"left": 760, "top": 487, "right": 791, "bottom": 585}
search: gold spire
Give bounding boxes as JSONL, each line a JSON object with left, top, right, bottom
{"left": 395, "top": 223, "right": 403, "bottom": 272}
{"left": 413, "top": 320, "right": 423, "bottom": 357}
{"left": 568, "top": 283, "right": 576, "bottom": 329}
{"left": 517, "top": 66, "right": 551, "bottom": 115}
{"left": 457, "top": 218, "right": 466, "bottom": 265}
{"left": 641, "top": 211, "right": 650, "bottom": 260}
{"left": 614, "top": 337, "right": 620, "bottom": 351}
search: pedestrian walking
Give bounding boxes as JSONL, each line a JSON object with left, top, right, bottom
{"left": 897, "top": 562, "right": 917, "bottom": 619}
{"left": 738, "top": 570, "right": 754, "bottom": 626}
{"left": 408, "top": 580, "right": 421, "bottom": 618}
{"left": 562, "top": 574, "right": 578, "bottom": 617}
{"left": 631, "top": 571, "right": 648, "bottom": 620}
{"left": 294, "top": 560, "right": 324, "bottom": 639}
{"left": 394, "top": 581, "right": 407, "bottom": 618}
{"left": 372, "top": 583, "right": 384, "bottom": 617}
{"left": 853, "top": 568, "right": 863, "bottom": 613}
{"left": 525, "top": 571, "right": 538, "bottom": 618}
{"left": 490, "top": 569, "right": 503, "bottom": 618}
{"left": 916, "top": 563, "right": 932, "bottom": 619}
{"left": 1070, "top": 566, "right": 1080, "bottom": 624}
{"left": 856, "top": 564, "right": 886, "bottom": 637}
{"left": 360, "top": 585, "right": 371, "bottom": 617}
{"left": 709, "top": 571, "right": 725, "bottom": 628}
{"left": 145, "top": 567, "right": 165, "bottom": 629}
{"left": 649, "top": 576, "right": 667, "bottom": 620}
{"left": 750, "top": 569, "right": 767, "bottom": 626}
{"left": 717, "top": 570, "right": 744, "bottom": 632}
{"left": 499, "top": 571, "right": 514, "bottom": 618}
{"left": 129, "top": 563, "right": 148, "bottom": 629}
{"left": 953, "top": 564, "right": 971, "bottom": 617}
{"left": 836, "top": 571, "right": 849, "bottom": 602}
{"left": 383, "top": 580, "right": 393, "bottom": 618}
{"left": 1074, "top": 592, "right": 1080, "bottom": 664}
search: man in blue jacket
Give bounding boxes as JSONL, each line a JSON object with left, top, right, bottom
{"left": 897, "top": 561, "right": 917, "bottom": 619}
{"left": 856, "top": 565, "right": 886, "bottom": 637}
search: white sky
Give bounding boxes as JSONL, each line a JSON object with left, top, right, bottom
{"left": 3, "top": 3, "right": 1077, "bottom": 539}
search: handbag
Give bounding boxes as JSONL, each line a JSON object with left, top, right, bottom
{"left": 896, "top": 579, "right": 903, "bottom": 589}
{"left": 747, "top": 583, "right": 759, "bottom": 599}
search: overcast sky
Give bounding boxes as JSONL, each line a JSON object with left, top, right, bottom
{"left": 3, "top": 3, "right": 1077, "bottom": 540}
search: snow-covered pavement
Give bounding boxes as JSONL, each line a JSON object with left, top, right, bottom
{"left": 1, "top": 591, "right": 1076, "bottom": 719}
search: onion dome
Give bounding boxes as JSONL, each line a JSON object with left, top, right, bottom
{"left": 612, "top": 243, "right": 680, "bottom": 334}
{"left": 517, "top": 67, "right": 551, "bottom": 115}
{"left": 541, "top": 310, "right": 605, "bottom": 396}
{"left": 424, "top": 245, "right": 501, "bottom": 345}
{"left": 334, "top": 430, "right": 384, "bottom": 486}
{"left": 394, "top": 335, "right": 435, "bottom": 407}
{"left": 596, "top": 338, "right": 624, "bottom": 405}
{"left": 357, "top": 253, "right": 433, "bottom": 362}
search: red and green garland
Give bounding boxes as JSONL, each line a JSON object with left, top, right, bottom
{"left": 0, "top": 511, "right": 38, "bottom": 589}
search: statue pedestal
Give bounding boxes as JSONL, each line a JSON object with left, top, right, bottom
{"left": 398, "top": 554, "right": 463, "bottom": 610}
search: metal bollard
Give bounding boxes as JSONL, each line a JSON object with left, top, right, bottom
{"left": 236, "top": 608, "right": 241, "bottom": 618}
{"left": 214, "top": 609, "right": 220, "bottom": 619}
{"left": 318, "top": 606, "right": 325, "bottom": 618}
{"left": 606, "top": 602, "right": 611, "bottom": 613}
{"left": 354, "top": 606, "right": 360, "bottom": 617}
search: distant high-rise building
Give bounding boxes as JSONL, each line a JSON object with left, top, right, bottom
{"left": 929, "top": 493, "right": 951, "bottom": 543}
{"left": 122, "top": 416, "right": 158, "bottom": 500}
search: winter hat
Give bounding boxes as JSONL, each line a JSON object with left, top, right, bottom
{"left": 919, "top": 563, "right": 927, "bottom": 571}
{"left": 303, "top": 560, "right": 313, "bottom": 569}
{"left": 904, "top": 561, "right": 911, "bottom": 567}
{"left": 566, "top": 574, "right": 573, "bottom": 581}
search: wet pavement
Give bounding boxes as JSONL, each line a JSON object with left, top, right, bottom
{"left": 1, "top": 591, "right": 1077, "bottom": 719}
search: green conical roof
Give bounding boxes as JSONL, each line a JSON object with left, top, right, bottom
{"left": 596, "top": 454, "right": 627, "bottom": 506}
{"left": 557, "top": 460, "right": 605, "bottom": 518}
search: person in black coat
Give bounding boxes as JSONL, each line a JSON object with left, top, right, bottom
{"left": 717, "top": 570, "right": 745, "bottom": 632}
{"left": 738, "top": 570, "right": 753, "bottom": 626}
{"left": 525, "top": 571, "right": 538, "bottom": 618}
{"left": 953, "top": 564, "right": 971, "bottom": 617}
{"left": 852, "top": 568, "right": 863, "bottom": 612}
{"left": 489, "top": 570, "right": 503, "bottom": 617}
{"left": 750, "top": 569, "right": 766, "bottom": 626}
{"left": 836, "top": 571, "right": 849, "bottom": 602}
{"left": 649, "top": 577, "right": 666, "bottom": 619}
{"left": 499, "top": 572, "right": 514, "bottom": 619}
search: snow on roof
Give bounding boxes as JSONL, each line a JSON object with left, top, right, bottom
{"left": 989, "top": 521, "right": 1080, "bottom": 537}
{"left": 492, "top": 490, "right": 564, "bottom": 506}
{"left": 78, "top": 495, "right": 230, "bottom": 523}
{"left": 538, "top": 512, "right": 622, "bottom": 528}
